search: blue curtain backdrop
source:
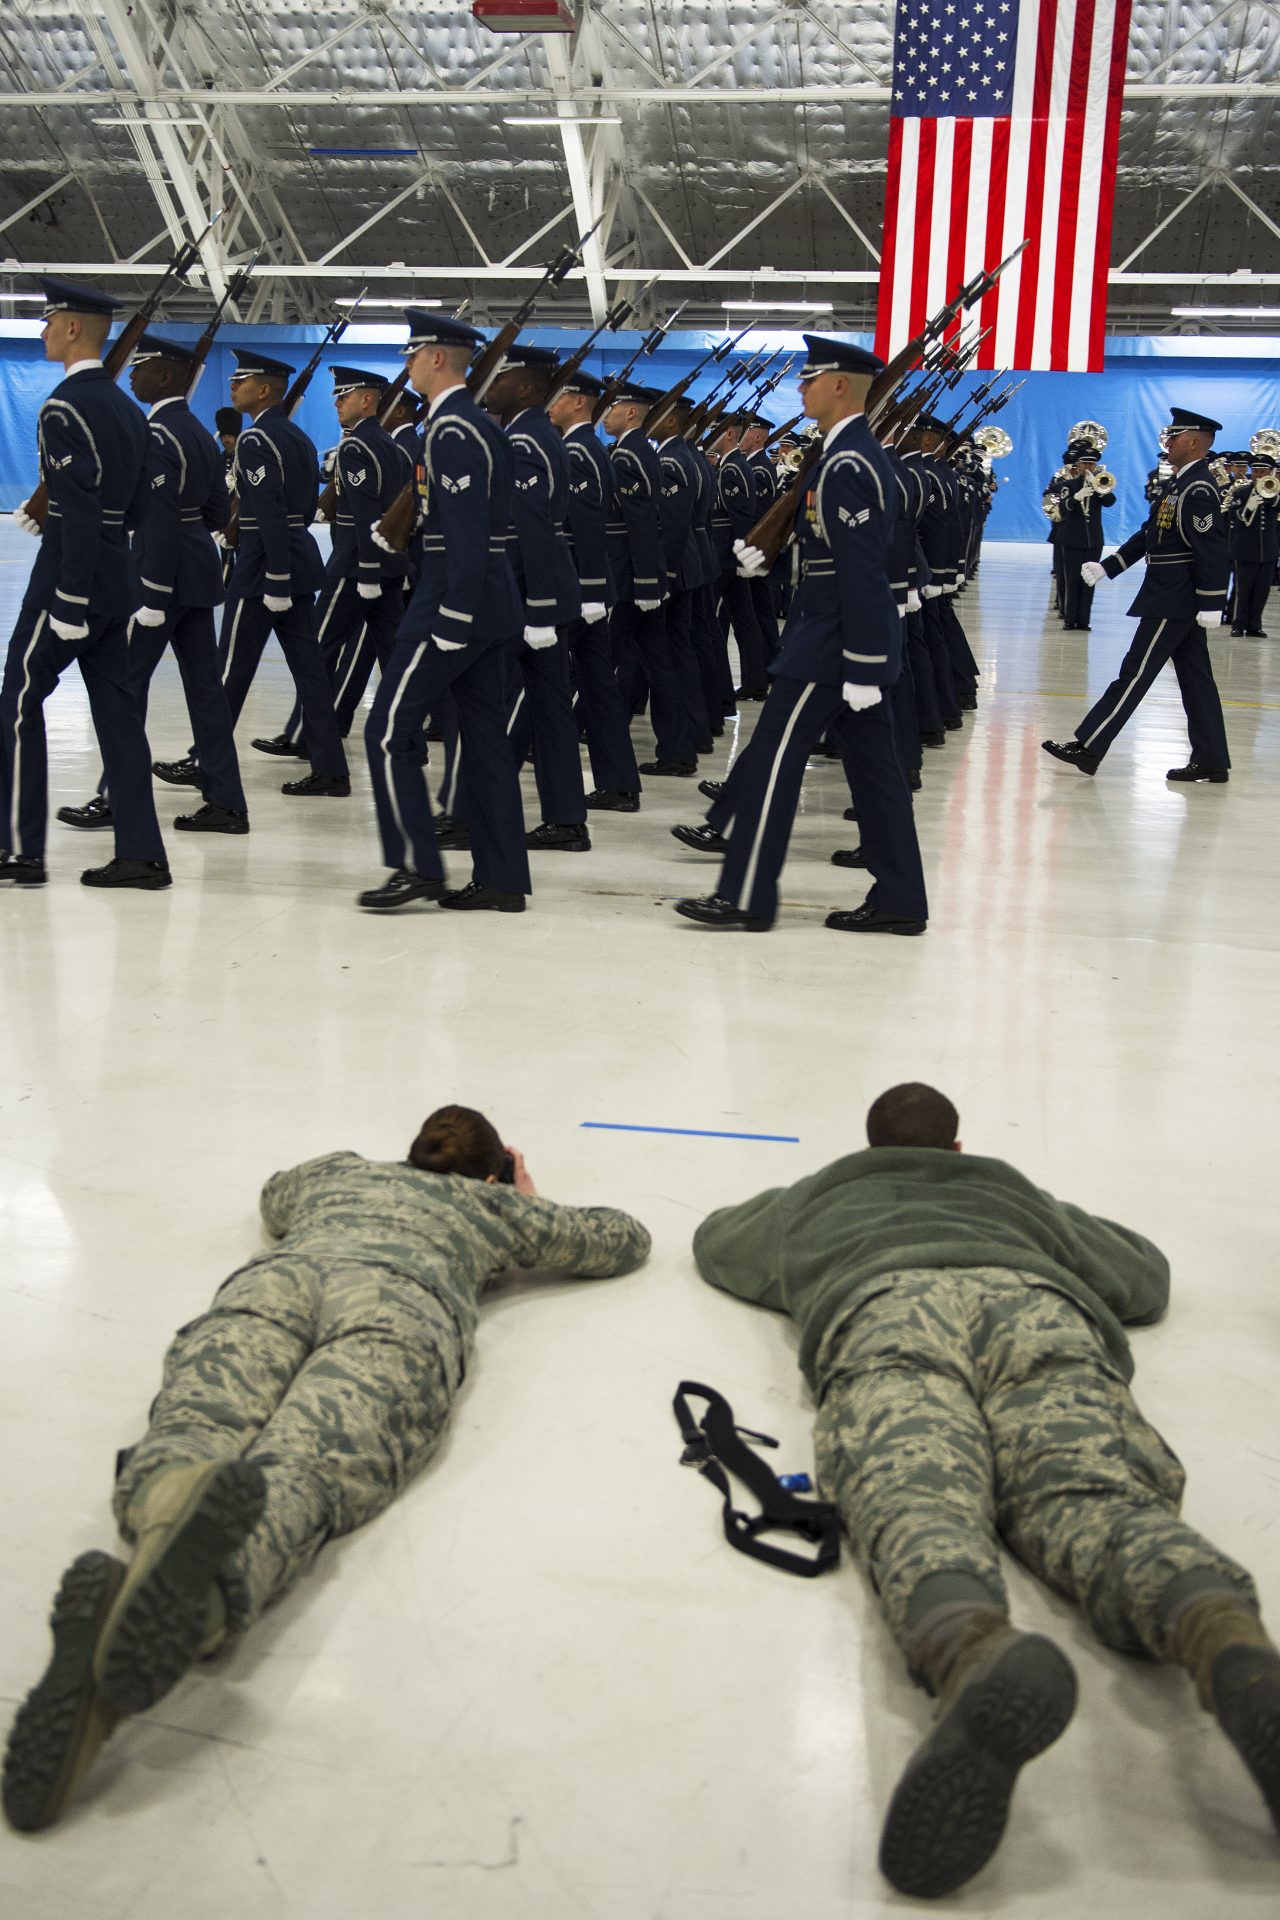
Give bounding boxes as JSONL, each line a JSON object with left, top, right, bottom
{"left": 1, "top": 323, "right": 1277, "bottom": 540}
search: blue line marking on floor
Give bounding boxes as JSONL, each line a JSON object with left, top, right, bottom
{"left": 581, "top": 1123, "right": 800, "bottom": 1143}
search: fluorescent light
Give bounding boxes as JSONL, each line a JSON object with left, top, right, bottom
{"left": 91, "top": 114, "right": 205, "bottom": 127}
{"left": 336, "top": 296, "right": 443, "bottom": 309}
{"left": 0, "top": 292, "right": 45, "bottom": 304}
{"left": 722, "top": 300, "right": 834, "bottom": 312}
{"left": 503, "top": 115, "right": 622, "bottom": 126}
{"left": 1170, "top": 306, "right": 1280, "bottom": 318}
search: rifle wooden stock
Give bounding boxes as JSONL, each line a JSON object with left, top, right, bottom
{"left": 222, "top": 304, "right": 355, "bottom": 552}
{"left": 744, "top": 441, "right": 823, "bottom": 568}
{"left": 315, "top": 361, "right": 414, "bottom": 526}
{"left": 25, "top": 225, "right": 209, "bottom": 532}
{"left": 764, "top": 411, "right": 805, "bottom": 451}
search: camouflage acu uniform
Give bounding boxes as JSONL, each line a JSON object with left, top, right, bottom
{"left": 813, "top": 1267, "right": 1257, "bottom": 1661}
{"left": 112, "top": 1153, "right": 650, "bottom": 1630}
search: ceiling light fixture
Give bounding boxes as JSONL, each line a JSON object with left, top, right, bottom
{"left": 91, "top": 114, "right": 205, "bottom": 127}
{"left": 721, "top": 300, "right": 834, "bottom": 312}
{"left": 336, "top": 295, "right": 444, "bottom": 308}
{"left": 502, "top": 114, "right": 622, "bottom": 126}
{"left": 0, "top": 292, "right": 46, "bottom": 304}
{"left": 1170, "top": 306, "right": 1280, "bottom": 318}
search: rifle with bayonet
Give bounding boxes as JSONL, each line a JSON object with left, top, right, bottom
{"left": 376, "top": 218, "right": 607, "bottom": 551}
{"left": 544, "top": 278, "right": 655, "bottom": 406}
{"left": 24, "top": 218, "right": 219, "bottom": 533}
{"left": 686, "top": 343, "right": 775, "bottom": 445}
{"left": 642, "top": 323, "right": 754, "bottom": 440}
{"left": 182, "top": 250, "right": 259, "bottom": 403}
{"left": 937, "top": 376, "right": 1025, "bottom": 461}
{"left": 743, "top": 238, "right": 1029, "bottom": 568}
{"left": 589, "top": 302, "right": 689, "bottom": 425}
{"left": 221, "top": 296, "right": 364, "bottom": 552}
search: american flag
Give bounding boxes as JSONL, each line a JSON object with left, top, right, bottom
{"left": 875, "top": 0, "right": 1133, "bottom": 372}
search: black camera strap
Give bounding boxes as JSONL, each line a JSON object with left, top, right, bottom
{"left": 673, "top": 1380, "right": 840, "bottom": 1579}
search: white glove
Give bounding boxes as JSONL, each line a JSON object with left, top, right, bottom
{"left": 356, "top": 582, "right": 381, "bottom": 602}
{"left": 433, "top": 634, "right": 466, "bottom": 652}
{"left": 132, "top": 605, "right": 167, "bottom": 628}
{"left": 921, "top": 584, "right": 944, "bottom": 600}
{"left": 734, "top": 539, "right": 768, "bottom": 578}
{"left": 524, "top": 624, "right": 558, "bottom": 650}
{"left": 14, "top": 504, "right": 40, "bottom": 537}
{"left": 905, "top": 589, "right": 922, "bottom": 613}
{"left": 1196, "top": 611, "right": 1220, "bottom": 630}
{"left": 372, "top": 528, "right": 397, "bottom": 554}
{"left": 212, "top": 529, "right": 229, "bottom": 549}
{"left": 842, "top": 682, "right": 882, "bottom": 713}
{"left": 1245, "top": 491, "right": 1262, "bottom": 513}
{"left": 1080, "top": 561, "right": 1106, "bottom": 587}
{"left": 581, "top": 601, "right": 607, "bottom": 625}
{"left": 263, "top": 594, "right": 292, "bottom": 614}
{"left": 1073, "top": 486, "right": 1092, "bottom": 504}
{"left": 49, "top": 614, "right": 88, "bottom": 642}
{"left": 635, "top": 598, "right": 662, "bottom": 614}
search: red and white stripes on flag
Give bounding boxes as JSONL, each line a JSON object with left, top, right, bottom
{"left": 875, "top": 0, "right": 1132, "bottom": 372}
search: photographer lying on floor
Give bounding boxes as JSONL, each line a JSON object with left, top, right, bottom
{"left": 692, "top": 1081, "right": 1280, "bottom": 1899}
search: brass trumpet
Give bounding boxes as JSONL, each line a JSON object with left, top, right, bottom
{"left": 1086, "top": 467, "right": 1116, "bottom": 493}
{"left": 1254, "top": 470, "right": 1280, "bottom": 499}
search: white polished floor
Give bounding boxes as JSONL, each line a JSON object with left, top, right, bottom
{"left": 1, "top": 524, "right": 1278, "bottom": 1918}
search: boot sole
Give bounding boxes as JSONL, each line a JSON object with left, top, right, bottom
{"left": 879, "top": 1634, "right": 1077, "bottom": 1900}
{"left": 95, "top": 1461, "right": 266, "bottom": 1715}
{"left": 81, "top": 872, "right": 172, "bottom": 890}
{"left": 57, "top": 816, "right": 113, "bottom": 831}
{"left": 3, "top": 1551, "right": 126, "bottom": 1833}
{"left": 1213, "top": 1647, "right": 1280, "bottom": 1831}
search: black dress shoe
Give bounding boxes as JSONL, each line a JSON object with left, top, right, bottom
{"left": 638, "top": 759, "right": 697, "bottom": 776}
{"left": 281, "top": 773, "right": 350, "bottom": 797}
{"left": 0, "top": 853, "right": 46, "bottom": 886}
{"left": 584, "top": 789, "right": 640, "bottom": 812}
{"left": 698, "top": 778, "right": 726, "bottom": 802}
{"left": 733, "top": 687, "right": 768, "bottom": 703}
{"left": 695, "top": 735, "right": 715, "bottom": 756}
{"left": 843, "top": 805, "right": 858, "bottom": 822}
{"left": 357, "top": 868, "right": 447, "bottom": 911}
{"left": 174, "top": 804, "right": 249, "bottom": 834}
{"left": 1167, "top": 763, "right": 1229, "bottom": 783}
{"left": 1230, "top": 627, "right": 1246, "bottom": 637}
{"left": 250, "top": 734, "right": 307, "bottom": 758}
{"left": 831, "top": 847, "right": 868, "bottom": 868}
{"left": 80, "top": 859, "right": 171, "bottom": 890}
{"left": 57, "top": 796, "right": 113, "bottom": 830}
{"left": 825, "top": 903, "right": 926, "bottom": 935}
{"left": 909, "top": 769, "right": 922, "bottom": 792}
{"left": 527, "top": 821, "right": 591, "bottom": 852}
{"left": 433, "top": 812, "right": 471, "bottom": 850}
{"left": 959, "top": 694, "right": 977, "bottom": 711}
{"left": 943, "top": 717, "right": 963, "bottom": 732}
{"left": 721, "top": 700, "right": 738, "bottom": 717}
{"left": 920, "top": 730, "right": 947, "bottom": 749}
{"left": 1041, "top": 738, "right": 1100, "bottom": 776}
{"left": 671, "top": 823, "right": 728, "bottom": 854}
{"left": 152, "top": 756, "right": 200, "bottom": 787}
{"left": 674, "top": 893, "right": 771, "bottom": 930}
{"left": 438, "top": 881, "right": 525, "bottom": 913}
{"left": 1246, "top": 629, "right": 1268, "bottom": 638}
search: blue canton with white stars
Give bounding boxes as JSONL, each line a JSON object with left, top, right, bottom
{"left": 892, "top": 0, "right": 1020, "bottom": 117}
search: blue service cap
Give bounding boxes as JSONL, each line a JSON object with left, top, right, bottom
{"left": 1169, "top": 405, "right": 1222, "bottom": 435}
{"left": 330, "top": 364, "right": 389, "bottom": 395}
{"left": 401, "top": 310, "right": 484, "bottom": 355}
{"left": 557, "top": 365, "right": 606, "bottom": 398}
{"left": 500, "top": 343, "right": 559, "bottom": 372}
{"left": 1065, "top": 438, "right": 1101, "bottom": 459}
{"left": 232, "top": 346, "right": 295, "bottom": 380}
{"left": 798, "top": 334, "right": 884, "bottom": 380}
{"left": 37, "top": 276, "right": 124, "bottom": 320}
{"left": 610, "top": 379, "right": 662, "bottom": 406}
{"left": 131, "top": 331, "right": 198, "bottom": 366}
{"left": 1251, "top": 452, "right": 1277, "bottom": 469}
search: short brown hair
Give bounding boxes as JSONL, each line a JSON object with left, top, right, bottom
{"left": 408, "top": 1105, "right": 506, "bottom": 1181}
{"left": 866, "top": 1083, "right": 959, "bottom": 1150}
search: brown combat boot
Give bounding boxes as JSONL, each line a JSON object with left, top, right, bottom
{"left": 1172, "top": 1592, "right": 1280, "bottom": 1835}
{"left": 879, "top": 1606, "right": 1077, "bottom": 1899}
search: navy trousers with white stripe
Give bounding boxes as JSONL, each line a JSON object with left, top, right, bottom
{"left": 567, "top": 615, "right": 641, "bottom": 796}
{"left": 0, "top": 600, "right": 165, "bottom": 864}
{"left": 713, "top": 676, "right": 927, "bottom": 925}
{"left": 905, "top": 610, "right": 943, "bottom": 736}
{"left": 610, "top": 599, "right": 694, "bottom": 764}
{"left": 506, "top": 632, "right": 586, "bottom": 826}
{"left": 215, "top": 592, "right": 347, "bottom": 780}
{"left": 279, "top": 576, "right": 406, "bottom": 744}
{"left": 1232, "top": 561, "right": 1272, "bottom": 633}
{"left": 98, "top": 608, "right": 245, "bottom": 814}
{"left": 1075, "top": 615, "right": 1231, "bottom": 768}
{"left": 365, "top": 632, "right": 530, "bottom": 896}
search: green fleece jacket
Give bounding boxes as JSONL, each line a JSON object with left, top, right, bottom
{"left": 692, "top": 1148, "right": 1170, "bottom": 1388}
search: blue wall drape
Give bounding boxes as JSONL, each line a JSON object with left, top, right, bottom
{"left": 1, "top": 324, "right": 1277, "bottom": 541}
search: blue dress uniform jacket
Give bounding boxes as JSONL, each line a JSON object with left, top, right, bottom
{"left": 772, "top": 416, "right": 900, "bottom": 689}
{"left": 562, "top": 421, "right": 615, "bottom": 605}
{"left": 607, "top": 428, "right": 667, "bottom": 601}
{"left": 1229, "top": 488, "right": 1280, "bottom": 565}
{"left": 748, "top": 450, "right": 778, "bottom": 511}
{"left": 1056, "top": 477, "right": 1116, "bottom": 552}
{"left": 35, "top": 366, "right": 148, "bottom": 625}
{"left": 332, "top": 416, "right": 411, "bottom": 585}
{"left": 408, "top": 388, "right": 522, "bottom": 648}
{"left": 1101, "top": 459, "right": 1230, "bottom": 620}
{"left": 231, "top": 406, "right": 326, "bottom": 599}
{"left": 135, "top": 397, "right": 227, "bottom": 612}
{"left": 506, "top": 407, "right": 581, "bottom": 627}
{"left": 690, "top": 443, "right": 718, "bottom": 584}
{"left": 656, "top": 436, "right": 702, "bottom": 591}
{"left": 711, "top": 449, "right": 757, "bottom": 571}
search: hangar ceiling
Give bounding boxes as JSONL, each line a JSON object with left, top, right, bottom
{"left": 1, "top": 0, "right": 1278, "bottom": 334}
